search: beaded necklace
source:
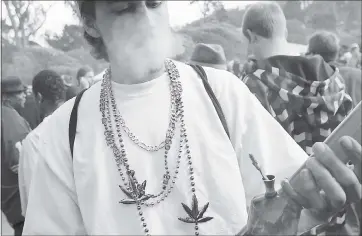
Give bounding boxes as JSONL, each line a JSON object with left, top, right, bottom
{"left": 99, "top": 59, "right": 213, "bottom": 235}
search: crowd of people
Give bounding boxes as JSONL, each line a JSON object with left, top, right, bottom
{"left": 1, "top": 1, "right": 361, "bottom": 236}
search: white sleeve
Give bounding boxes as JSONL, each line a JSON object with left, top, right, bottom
{"left": 236, "top": 89, "right": 308, "bottom": 203}
{"left": 22, "top": 107, "right": 87, "bottom": 235}
{"left": 206, "top": 69, "right": 309, "bottom": 204}
{"left": 18, "top": 134, "right": 38, "bottom": 216}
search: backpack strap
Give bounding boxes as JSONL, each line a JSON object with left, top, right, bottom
{"left": 189, "top": 64, "right": 231, "bottom": 139}
{"left": 69, "top": 89, "right": 87, "bottom": 158}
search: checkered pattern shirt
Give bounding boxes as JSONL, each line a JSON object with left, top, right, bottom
{"left": 243, "top": 62, "right": 353, "bottom": 155}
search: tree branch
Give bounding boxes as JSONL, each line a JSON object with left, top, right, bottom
{"left": 25, "top": 3, "right": 54, "bottom": 38}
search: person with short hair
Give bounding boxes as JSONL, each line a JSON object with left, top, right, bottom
{"left": 61, "top": 75, "right": 79, "bottom": 101}
{"left": 307, "top": 31, "right": 340, "bottom": 63}
{"left": 76, "top": 66, "right": 94, "bottom": 90}
{"left": 22, "top": 2, "right": 361, "bottom": 235}
{"left": 32, "top": 70, "right": 67, "bottom": 120}
{"left": 307, "top": 31, "right": 362, "bottom": 107}
{"left": 1, "top": 76, "right": 31, "bottom": 236}
{"left": 19, "top": 69, "right": 67, "bottom": 217}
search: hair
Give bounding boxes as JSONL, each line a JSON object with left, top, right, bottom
{"left": 242, "top": 2, "right": 286, "bottom": 41}
{"left": 77, "top": 1, "right": 109, "bottom": 61}
{"left": 32, "top": 70, "right": 66, "bottom": 104}
{"left": 307, "top": 31, "right": 340, "bottom": 63}
{"left": 76, "top": 66, "right": 93, "bottom": 82}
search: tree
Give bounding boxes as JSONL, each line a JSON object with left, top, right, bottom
{"left": 45, "top": 25, "right": 86, "bottom": 52}
{"left": 1, "top": 1, "right": 53, "bottom": 47}
{"left": 283, "top": 1, "right": 304, "bottom": 22}
{"left": 190, "top": 0, "right": 224, "bottom": 19}
{"left": 304, "top": 1, "right": 337, "bottom": 31}
{"left": 64, "top": 1, "right": 81, "bottom": 22}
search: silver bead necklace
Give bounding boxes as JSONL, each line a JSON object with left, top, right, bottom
{"left": 99, "top": 59, "right": 213, "bottom": 236}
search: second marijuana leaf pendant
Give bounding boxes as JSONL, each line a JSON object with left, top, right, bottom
{"left": 178, "top": 194, "right": 213, "bottom": 224}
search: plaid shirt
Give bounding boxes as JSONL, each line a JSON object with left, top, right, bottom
{"left": 242, "top": 55, "right": 353, "bottom": 155}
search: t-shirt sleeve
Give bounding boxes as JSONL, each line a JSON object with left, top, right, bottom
{"left": 19, "top": 134, "right": 37, "bottom": 216}
{"left": 22, "top": 103, "right": 87, "bottom": 235}
{"left": 237, "top": 88, "right": 308, "bottom": 203}
{"left": 207, "top": 69, "right": 308, "bottom": 204}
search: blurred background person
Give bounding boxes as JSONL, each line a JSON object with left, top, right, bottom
{"left": 307, "top": 31, "right": 362, "bottom": 107}
{"left": 32, "top": 70, "right": 67, "bottom": 120}
{"left": 19, "top": 69, "right": 66, "bottom": 217}
{"left": 16, "top": 86, "right": 41, "bottom": 130}
{"left": 61, "top": 75, "right": 78, "bottom": 101}
{"left": 337, "top": 45, "right": 351, "bottom": 65}
{"left": 189, "top": 43, "right": 227, "bottom": 70}
{"left": 347, "top": 43, "right": 362, "bottom": 69}
{"left": 241, "top": 54, "right": 257, "bottom": 79}
{"left": 76, "top": 66, "right": 94, "bottom": 91}
{"left": 227, "top": 56, "right": 242, "bottom": 77}
{"left": 1, "top": 76, "right": 31, "bottom": 236}
{"left": 92, "top": 68, "right": 107, "bottom": 85}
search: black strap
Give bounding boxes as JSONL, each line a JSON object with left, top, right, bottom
{"left": 189, "top": 64, "right": 230, "bottom": 139}
{"left": 69, "top": 89, "right": 87, "bottom": 157}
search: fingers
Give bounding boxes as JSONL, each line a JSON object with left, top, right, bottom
{"left": 340, "top": 136, "right": 362, "bottom": 181}
{"left": 296, "top": 169, "right": 327, "bottom": 210}
{"left": 313, "top": 142, "right": 362, "bottom": 203}
{"left": 306, "top": 157, "right": 346, "bottom": 210}
{"left": 281, "top": 178, "right": 310, "bottom": 209}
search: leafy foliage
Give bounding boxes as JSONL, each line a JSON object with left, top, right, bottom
{"left": 1, "top": 46, "right": 106, "bottom": 85}
{"left": 2, "top": 1, "right": 53, "bottom": 47}
{"left": 179, "top": 22, "right": 247, "bottom": 61}
{"left": 45, "top": 25, "right": 86, "bottom": 52}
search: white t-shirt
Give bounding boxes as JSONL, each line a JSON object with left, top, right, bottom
{"left": 23, "top": 61, "right": 307, "bottom": 235}
{"left": 19, "top": 116, "right": 50, "bottom": 216}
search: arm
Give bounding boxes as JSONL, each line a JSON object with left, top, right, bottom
{"left": 1, "top": 120, "right": 25, "bottom": 173}
{"left": 22, "top": 107, "right": 87, "bottom": 235}
{"left": 23, "top": 154, "right": 86, "bottom": 235}
{"left": 18, "top": 134, "right": 39, "bottom": 216}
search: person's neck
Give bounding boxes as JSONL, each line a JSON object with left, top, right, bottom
{"left": 109, "top": 62, "right": 166, "bottom": 85}
{"left": 42, "top": 100, "right": 64, "bottom": 118}
{"left": 259, "top": 38, "right": 295, "bottom": 60}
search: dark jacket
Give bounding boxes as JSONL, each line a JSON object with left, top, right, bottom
{"left": 1, "top": 104, "right": 31, "bottom": 225}
{"left": 242, "top": 55, "right": 353, "bottom": 155}
{"left": 16, "top": 94, "right": 41, "bottom": 129}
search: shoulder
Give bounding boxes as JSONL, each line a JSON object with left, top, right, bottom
{"left": 23, "top": 117, "right": 50, "bottom": 146}
{"left": 2, "top": 105, "right": 18, "bottom": 118}
{"left": 173, "top": 60, "right": 251, "bottom": 99}
{"left": 2, "top": 105, "right": 31, "bottom": 130}
{"left": 40, "top": 83, "right": 100, "bottom": 145}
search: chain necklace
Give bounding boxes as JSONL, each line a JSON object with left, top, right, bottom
{"left": 100, "top": 59, "right": 213, "bottom": 236}
{"left": 103, "top": 68, "right": 178, "bottom": 152}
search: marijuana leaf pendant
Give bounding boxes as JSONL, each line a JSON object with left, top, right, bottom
{"left": 178, "top": 194, "right": 213, "bottom": 224}
{"left": 119, "top": 170, "right": 155, "bottom": 204}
